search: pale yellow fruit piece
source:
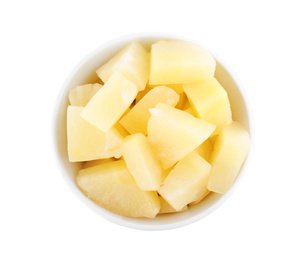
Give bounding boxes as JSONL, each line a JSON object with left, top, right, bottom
{"left": 147, "top": 103, "right": 216, "bottom": 169}
{"left": 77, "top": 160, "right": 160, "bottom": 218}
{"left": 96, "top": 41, "right": 149, "bottom": 91}
{"left": 194, "top": 138, "right": 213, "bottom": 163}
{"left": 119, "top": 86, "right": 179, "bottom": 135}
{"left": 158, "top": 196, "right": 188, "bottom": 214}
{"left": 68, "top": 83, "right": 102, "bottom": 106}
{"left": 120, "top": 133, "right": 163, "bottom": 191}
{"left": 67, "top": 106, "right": 123, "bottom": 162}
{"left": 82, "top": 158, "right": 116, "bottom": 169}
{"left": 188, "top": 191, "right": 211, "bottom": 206}
{"left": 81, "top": 71, "right": 138, "bottom": 132}
{"left": 149, "top": 40, "right": 216, "bottom": 85}
{"left": 183, "top": 78, "right": 232, "bottom": 131}
{"left": 158, "top": 152, "right": 211, "bottom": 211}
{"left": 208, "top": 121, "right": 251, "bottom": 194}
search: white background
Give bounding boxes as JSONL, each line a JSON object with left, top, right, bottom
{"left": 1, "top": 0, "right": 304, "bottom": 259}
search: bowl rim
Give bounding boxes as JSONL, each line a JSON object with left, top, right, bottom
{"left": 52, "top": 32, "right": 254, "bottom": 231}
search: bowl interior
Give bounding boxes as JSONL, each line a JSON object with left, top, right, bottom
{"left": 54, "top": 34, "right": 251, "bottom": 230}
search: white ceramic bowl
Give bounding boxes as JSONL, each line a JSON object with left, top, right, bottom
{"left": 53, "top": 33, "right": 253, "bottom": 231}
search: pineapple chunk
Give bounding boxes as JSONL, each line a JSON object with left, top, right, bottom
{"left": 68, "top": 83, "right": 102, "bottom": 106}
{"left": 67, "top": 106, "right": 123, "bottom": 162}
{"left": 194, "top": 138, "right": 213, "bottom": 163}
{"left": 149, "top": 40, "right": 216, "bottom": 85}
{"left": 82, "top": 158, "right": 116, "bottom": 169}
{"left": 77, "top": 160, "right": 160, "bottom": 218}
{"left": 96, "top": 41, "right": 149, "bottom": 91}
{"left": 183, "top": 78, "right": 232, "bottom": 131}
{"left": 158, "top": 152, "right": 211, "bottom": 211}
{"left": 158, "top": 196, "right": 188, "bottom": 214}
{"left": 208, "top": 122, "right": 251, "bottom": 194}
{"left": 147, "top": 103, "right": 216, "bottom": 169}
{"left": 119, "top": 86, "right": 179, "bottom": 135}
{"left": 81, "top": 71, "right": 138, "bottom": 132}
{"left": 120, "top": 133, "right": 163, "bottom": 191}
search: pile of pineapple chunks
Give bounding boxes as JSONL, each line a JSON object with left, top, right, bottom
{"left": 67, "top": 40, "right": 251, "bottom": 219}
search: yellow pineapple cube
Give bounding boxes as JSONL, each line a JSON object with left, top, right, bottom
{"left": 147, "top": 103, "right": 216, "bottom": 169}
{"left": 77, "top": 160, "right": 160, "bottom": 218}
{"left": 208, "top": 122, "right": 251, "bottom": 194}
{"left": 158, "top": 152, "right": 211, "bottom": 211}
{"left": 68, "top": 83, "right": 102, "bottom": 106}
{"left": 149, "top": 40, "right": 216, "bottom": 85}
{"left": 120, "top": 133, "right": 163, "bottom": 191}
{"left": 183, "top": 78, "right": 232, "bottom": 131}
{"left": 96, "top": 41, "right": 149, "bottom": 91}
{"left": 119, "top": 86, "right": 179, "bottom": 135}
{"left": 81, "top": 71, "right": 138, "bottom": 132}
{"left": 67, "top": 106, "right": 123, "bottom": 162}
{"left": 158, "top": 196, "right": 188, "bottom": 214}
